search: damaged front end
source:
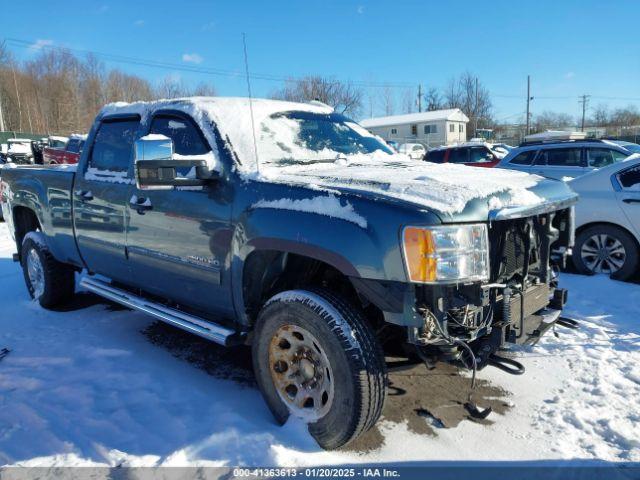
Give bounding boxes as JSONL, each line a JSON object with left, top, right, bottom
{"left": 404, "top": 203, "right": 575, "bottom": 372}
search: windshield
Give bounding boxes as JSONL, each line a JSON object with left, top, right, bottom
{"left": 622, "top": 144, "right": 640, "bottom": 154}
{"left": 257, "top": 111, "right": 393, "bottom": 166}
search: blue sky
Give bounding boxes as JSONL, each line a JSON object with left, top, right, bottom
{"left": 4, "top": 0, "right": 640, "bottom": 122}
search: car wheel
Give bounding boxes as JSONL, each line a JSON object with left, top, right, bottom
{"left": 252, "top": 289, "right": 386, "bottom": 450}
{"left": 21, "top": 232, "right": 75, "bottom": 308}
{"left": 572, "top": 225, "right": 639, "bottom": 281}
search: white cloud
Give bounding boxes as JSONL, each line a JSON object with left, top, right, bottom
{"left": 134, "top": 19, "right": 145, "bottom": 27}
{"left": 565, "top": 72, "right": 575, "bottom": 79}
{"left": 29, "top": 39, "right": 53, "bottom": 51}
{"left": 182, "top": 53, "right": 203, "bottom": 64}
{"left": 357, "top": 5, "right": 365, "bottom": 13}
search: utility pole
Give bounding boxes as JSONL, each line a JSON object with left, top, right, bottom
{"left": 579, "top": 94, "right": 590, "bottom": 132}
{"left": 525, "top": 75, "right": 531, "bottom": 136}
{"left": 417, "top": 84, "right": 422, "bottom": 113}
{"left": 474, "top": 77, "right": 479, "bottom": 137}
{"left": 0, "top": 87, "right": 5, "bottom": 132}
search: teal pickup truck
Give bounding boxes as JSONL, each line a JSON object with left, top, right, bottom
{"left": 0, "top": 97, "right": 578, "bottom": 449}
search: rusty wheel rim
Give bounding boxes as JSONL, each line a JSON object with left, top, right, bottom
{"left": 268, "top": 324, "right": 334, "bottom": 421}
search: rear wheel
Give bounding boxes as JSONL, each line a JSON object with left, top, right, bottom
{"left": 252, "top": 289, "right": 386, "bottom": 450}
{"left": 21, "top": 233, "right": 75, "bottom": 308}
{"left": 572, "top": 225, "right": 639, "bottom": 281}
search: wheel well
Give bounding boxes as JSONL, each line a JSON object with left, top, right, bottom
{"left": 12, "top": 207, "right": 41, "bottom": 257}
{"left": 242, "top": 250, "right": 384, "bottom": 328}
{"left": 576, "top": 221, "right": 640, "bottom": 249}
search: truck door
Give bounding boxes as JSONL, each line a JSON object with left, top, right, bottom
{"left": 73, "top": 116, "right": 139, "bottom": 283}
{"left": 125, "top": 113, "right": 234, "bottom": 317}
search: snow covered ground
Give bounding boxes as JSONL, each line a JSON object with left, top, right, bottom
{"left": 0, "top": 220, "right": 639, "bottom": 467}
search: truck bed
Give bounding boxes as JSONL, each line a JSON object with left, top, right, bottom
{"left": 1, "top": 165, "right": 82, "bottom": 267}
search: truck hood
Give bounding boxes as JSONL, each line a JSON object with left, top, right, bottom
{"left": 258, "top": 153, "right": 578, "bottom": 223}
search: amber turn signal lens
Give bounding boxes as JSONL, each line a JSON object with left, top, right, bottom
{"left": 403, "top": 227, "right": 437, "bottom": 283}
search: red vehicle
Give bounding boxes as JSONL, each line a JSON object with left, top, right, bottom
{"left": 43, "top": 135, "right": 86, "bottom": 165}
{"left": 424, "top": 142, "right": 508, "bottom": 168}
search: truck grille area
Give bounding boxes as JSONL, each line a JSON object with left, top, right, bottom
{"left": 488, "top": 219, "right": 541, "bottom": 284}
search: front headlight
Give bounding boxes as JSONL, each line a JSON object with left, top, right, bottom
{"left": 402, "top": 224, "right": 490, "bottom": 283}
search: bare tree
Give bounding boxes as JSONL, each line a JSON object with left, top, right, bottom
{"left": 271, "top": 76, "right": 363, "bottom": 117}
{"left": 192, "top": 82, "right": 217, "bottom": 96}
{"left": 443, "top": 72, "right": 493, "bottom": 137}
{"left": 532, "top": 111, "right": 575, "bottom": 132}
{"left": 379, "top": 85, "right": 395, "bottom": 116}
{"left": 424, "top": 87, "right": 443, "bottom": 111}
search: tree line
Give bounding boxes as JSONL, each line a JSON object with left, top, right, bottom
{"left": 0, "top": 42, "right": 216, "bottom": 136}
{"left": 1, "top": 42, "right": 637, "bottom": 139}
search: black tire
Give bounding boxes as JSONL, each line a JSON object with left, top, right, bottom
{"left": 21, "top": 232, "right": 75, "bottom": 308}
{"left": 572, "top": 225, "right": 639, "bottom": 281}
{"left": 252, "top": 288, "right": 386, "bottom": 450}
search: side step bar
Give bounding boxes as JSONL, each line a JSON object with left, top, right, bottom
{"left": 80, "top": 276, "right": 241, "bottom": 347}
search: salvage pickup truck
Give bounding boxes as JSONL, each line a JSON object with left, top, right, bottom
{"left": 0, "top": 97, "right": 578, "bottom": 449}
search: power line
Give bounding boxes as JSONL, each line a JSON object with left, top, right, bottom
{"left": 3, "top": 37, "right": 414, "bottom": 89}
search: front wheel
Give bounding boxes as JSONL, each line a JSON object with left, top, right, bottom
{"left": 21, "top": 232, "right": 75, "bottom": 308}
{"left": 572, "top": 225, "right": 639, "bottom": 281}
{"left": 252, "top": 289, "right": 386, "bottom": 450}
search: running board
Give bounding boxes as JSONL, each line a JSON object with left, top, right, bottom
{"left": 80, "top": 276, "right": 240, "bottom": 347}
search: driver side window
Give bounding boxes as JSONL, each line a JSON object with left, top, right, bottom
{"left": 149, "top": 115, "right": 211, "bottom": 156}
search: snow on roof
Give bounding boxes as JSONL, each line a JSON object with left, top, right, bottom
{"left": 100, "top": 96, "right": 334, "bottom": 173}
{"left": 49, "top": 135, "right": 69, "bottom": 142}
{"left": 69, "top": 133, "right": 88, "bottom": 140}
{"left": 524, "top": 130, "right": 587, "bottom": 142}
{"left": 360, "top": 109, "right": 469, "bottom": 129}
{"left": 7, "top": 138, "right": 32, "bottom": 143}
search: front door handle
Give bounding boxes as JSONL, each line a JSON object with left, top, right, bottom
{"left": 130, "top": 195, "right": 153, "bottom": 214}
{"left": 74, "top": 189, "right": 93, "bottom": 201}
{"left": 622, "top": 198, "right": 640, "bottom": 204}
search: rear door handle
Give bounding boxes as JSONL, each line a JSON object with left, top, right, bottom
{"left": 74, "top": 189, "right": 93, "bottom": 201}
{"left": 130, "top": 195, "right": 153, "bottom": 214}
{"left": 622, "top": 198, "right": 640, "bottom": 204}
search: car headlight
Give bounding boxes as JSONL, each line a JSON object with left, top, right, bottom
{"left": 402, "top": 224, "right": 490, "bottom": 283}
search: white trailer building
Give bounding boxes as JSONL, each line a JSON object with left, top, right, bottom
{"left": 360, "top": 109, "right": 469, "bottom": 148}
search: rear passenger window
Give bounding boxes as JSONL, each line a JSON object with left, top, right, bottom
{"left": 448, "top": 149, "right": 468, "bottom": 164}
{"left": 150, "top": 115, "right": 210, "bottom": 156}
{"left": 541, "top": 148, "right": 582, "bottom": 167}
{"left": 89, "top": 119, "right": 140, "bottom": 172}
{"left": 426, "top": 150, "right": 446, "bottom": 163}
{"left": 509, "top": 150, "right": 536, "bottom": 165}
{"left": 619, "top": 165, "right": 640, "bottom": 190}
{"left": 587, "top": 148, "right": 617, "bottom": 168}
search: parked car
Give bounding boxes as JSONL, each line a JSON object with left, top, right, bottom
{"left": 568, "top": 155, "right": 640, "bottom": 280}
{"left": 398, "top": 142, "right": 426, "bottom": 160}
{"left": 497, "top": 138, "right": 632, "bottom": 180}
{"left": 607, "top": 140, "right": 640, "bottom": 154}
{"left": 5, "top": 139, "right": 35, "bottom": 164}
{"left": 43, "top": 134, "right": 86, "bottom": 165}
{"left": 424, "top": 142, "right": 507, "bottom": 168}
{"left": 1, "top": 97, "right": 577, "bottom": 450}
{"left": 386, "top": 140, "right": 399, "bottom": 152}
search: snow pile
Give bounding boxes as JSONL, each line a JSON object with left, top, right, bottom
{"left": 0, "top": 221, "right": 639, "bottom": 466}
{"left": 252, "top": 195, "right": 367, "bottom": 228}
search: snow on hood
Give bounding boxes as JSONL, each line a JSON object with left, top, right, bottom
{"left": 257, "top": 151, "right": 544, "bottom": 216}
{"left": 99, "top": 97, "right": 548, "bottom": 216}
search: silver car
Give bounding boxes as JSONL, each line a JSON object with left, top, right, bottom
{"left": 569, "top": 155, "right": 640, "bottom": 280}
{"left": 497, "top": 140, "right": 631, "bottom": 181}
